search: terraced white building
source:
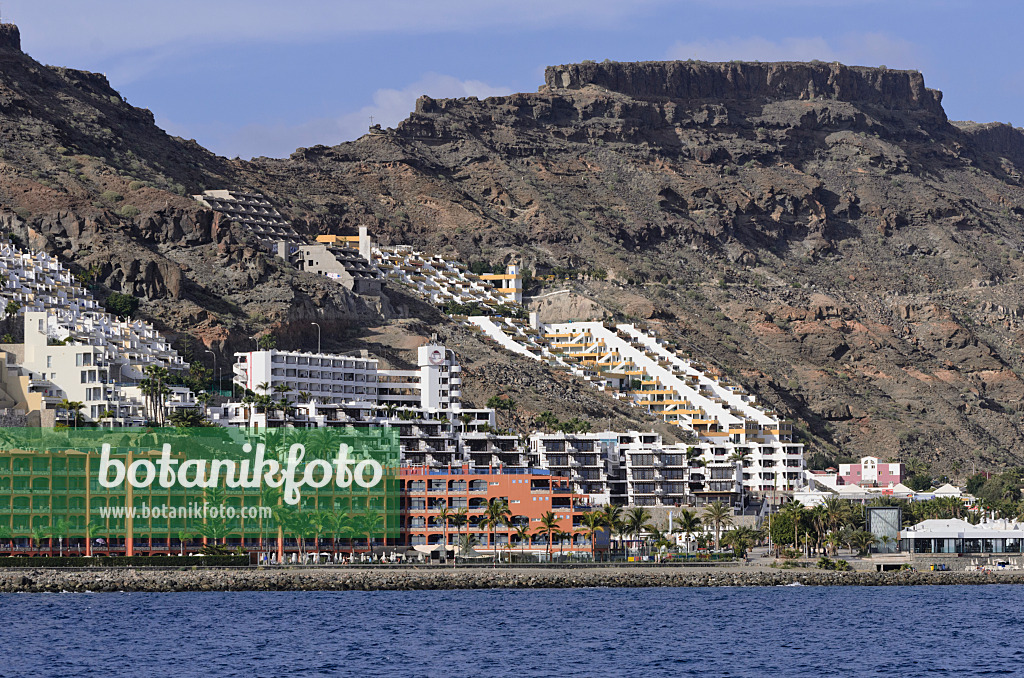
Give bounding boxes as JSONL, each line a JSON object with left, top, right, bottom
{"left": 0, "top": 240, "right": 186, "bottom": 424}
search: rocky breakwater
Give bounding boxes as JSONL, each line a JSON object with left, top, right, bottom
{"left": 3, "top": 567, "right": 1024, "bottom": 593}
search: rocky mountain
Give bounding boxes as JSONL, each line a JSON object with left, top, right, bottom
{"left": 0, "top": 24, "right": 385, "bottom": 358}
{"left": 244, "top": 60, "right": 1024, "bottom": 471}
{"left": 3, "top": 23, "right": 1024, "bottom": 471}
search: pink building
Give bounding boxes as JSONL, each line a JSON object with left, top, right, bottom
{"left": 838, "top": 456, "right": 904, "bottom": 487}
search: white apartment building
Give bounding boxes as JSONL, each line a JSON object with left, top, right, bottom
{"left": 529, "top": 431, "right": 745, "bottom": 507}
{"left": 233, "top": 344, "right": 462, "bottom": 412}
{"left": 14, "top": 311, "right": 187, "bottom": 423}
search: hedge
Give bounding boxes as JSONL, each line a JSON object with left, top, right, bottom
{"left": 0, "top": 555, "right": 249, "bottom": 568}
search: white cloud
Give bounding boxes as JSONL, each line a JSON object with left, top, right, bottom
{"left": 665, "top": 34, "right": 922, "bottom": 70}
{"left": 166, "top": 73, "right": 512, "bottom": 160}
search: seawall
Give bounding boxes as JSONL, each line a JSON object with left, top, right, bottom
{"left": 2, "top": 567, "right": 1023, "bottom": 593}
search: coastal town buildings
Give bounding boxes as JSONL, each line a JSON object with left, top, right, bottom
{"left": 400, "top": 465, "right": 596, "bottom": 557}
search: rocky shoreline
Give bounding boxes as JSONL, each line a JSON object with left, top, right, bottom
{"left": 2, "top": 567, "right": 1023, "bottom": 593}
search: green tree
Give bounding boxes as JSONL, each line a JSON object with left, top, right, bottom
{"left": 437, "top": 507, "right": 454, "bottom": 561}
{"left": 105, "top": 292, "right": 139, "bottom": 319}
{"left": 850, "top": 529, "right": 879, "bottom": 556}
{"left": 486, "top": 395, "right": 517, "bottom": 432}
{"left": 4, "top": 300, "right": 20, "bottom": 317}
{"left": 625, "top": 506, "right": 653, "bottom": 553}
{"left": 168, "top": 408, "right": 209, "bottom": 428}
{"left": 355, "top": 510, "right": 383, "bottom": 555}
{"left": 258, "top": 334, "right": 277, "bottom": 350}
{"left": 534, "top": 411, "right": 559, "bottom": 432}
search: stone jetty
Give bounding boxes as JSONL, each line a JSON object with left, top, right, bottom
{"left": 1, "top": 566, "right": 1023, "bottom": 593}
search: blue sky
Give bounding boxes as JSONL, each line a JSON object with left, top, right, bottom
{"left": 5, "top": 0, "right": 1021, "bottom": 159}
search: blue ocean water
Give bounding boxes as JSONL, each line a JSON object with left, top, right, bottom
{"left": 0, "top": 585, "right": 1022, "bottom": 677}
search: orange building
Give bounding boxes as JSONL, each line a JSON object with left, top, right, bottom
{"left": 401, "top": 465, "right": 599, "bottom": 558}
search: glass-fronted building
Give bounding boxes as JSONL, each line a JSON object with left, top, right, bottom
{"left": 900, "top": 518, "right": 1024, "bottom": 554}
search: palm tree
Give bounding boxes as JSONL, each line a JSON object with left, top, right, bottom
{"left": 486, "top": 395, "right": 516, "bottom": 432}
{"left": 824, "top": 531, "right": 843, "bottom": 557}
{"left": 821, "top": 496, "right": 850, "bottom": 534}
{"left": 878, "top": 534, "right": 896, "bottom": 554}
{"left": 535, "top": 411, "right": 559, "bottom": 433}
{"left": 0, "top": 525, "right": 11, "bottom": 554}
{"left": 257, "top": 486, "right": 282, "bottom": 556}
{"left": 355, "top": 510, "right": 383, "bottom": 556}
{"left": 323, "top": 510, "right": 352, "bottom": 560}
{"left": 31, "top": 525, "right": 49, "bottom": 555}
{"left": 437, "top": 507, "right": 454, "bottom": 561}
{"left": 284, "top": 511, "right": 316, "bottom": 562}
{"left": 196, "top": 391, "right": 213, "bottom": 418}
{"left": 450, "top": 507, "right": 468, "bottom": 567}
{"left": 702, "top": 501, "right": 733, "bottom": 551}
{"left": 85, "top": 522, "right": 104, "bottom": 557}
{"left": 270, "top": 502, "right": 295, "bottom": 563}
{"left": 537, "top": 511, "right": 560, "bottom": 560}
{"left": 143, "top": 365, "right": 170, "bottom": 425}
{"left": 850, "top": 529, "right": 879, "bottom": 556}
{"left": 481, "top": 498, "right": 511, "bottom": 564}
{"left": 577, "top": 511, "right": 607, "bottom": 562}
{"left": 57, "top": 398, "right": 84, "bottom": 428}
{"left": 625, "top": 506, "right": 653, "bottom": 552}
{"left": 601, "top": 504, "right": 625, "bottom": 556}
{"left": 177, "top": 529, "right": 194, "bottom": 556}
{"left": 514, "top": 523, "right": 532, "bottom": 562}
{"left": 458, "top": 532, "right": 479, "bottom": 558}
{"left": 48, "top": 518, "right": 70, "bottom": 557}
{"left": 673, "top": 509, "right": 702, "bottom": 554}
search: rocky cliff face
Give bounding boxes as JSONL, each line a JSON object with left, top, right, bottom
{"left": 545, "top": 60, "right": 945, "bottom": 119}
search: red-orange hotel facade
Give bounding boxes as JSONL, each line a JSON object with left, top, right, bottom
{"left": 401, "top": 465, "right": 599, "bottom": 556}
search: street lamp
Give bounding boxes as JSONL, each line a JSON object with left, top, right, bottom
{"left": 311, "top": 322, "right": 321, "bottom": 354}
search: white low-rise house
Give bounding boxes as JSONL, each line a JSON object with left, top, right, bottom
{"left": 901, "top": 518, "right": 1024, "bottom": 554}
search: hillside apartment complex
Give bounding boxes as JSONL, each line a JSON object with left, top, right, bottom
{"left": 0, "top": 242, "right": 188, "bottom": 427}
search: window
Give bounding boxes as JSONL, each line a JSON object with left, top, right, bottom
{"left": 46, "top": 356, "right": 52, "bottom": 368}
